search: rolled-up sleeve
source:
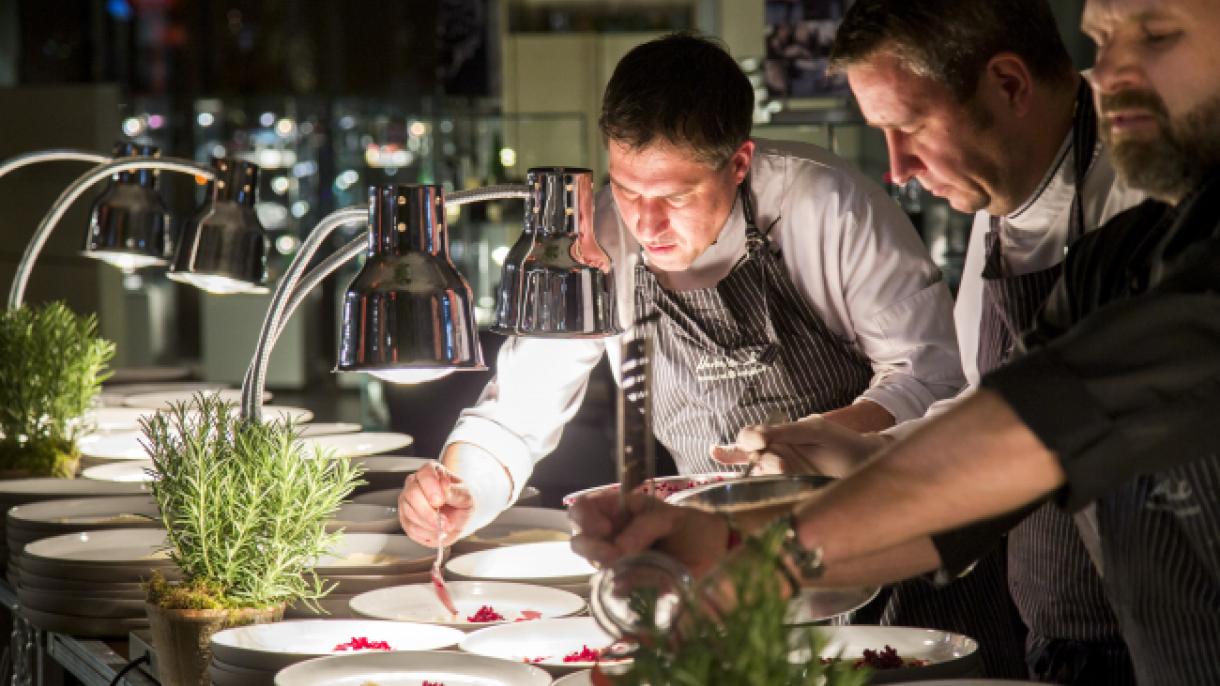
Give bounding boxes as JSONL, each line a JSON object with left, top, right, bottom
{"left": 982, "top": 290, "right": 1220, "bottom": 511}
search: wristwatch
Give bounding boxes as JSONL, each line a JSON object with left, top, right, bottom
{"left": 782, "top": 512, "right": 825, "bottom": 581}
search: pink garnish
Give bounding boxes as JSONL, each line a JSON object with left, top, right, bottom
{"left": 423, "top": 681, "right": 445, "bottom": 686}
{"left": 563, "top": 645, "right": 603, "bottom": 663}
{"left": 332, "top": 636, "right": 392, "bottom": 651}
{"left": 467, "top": 605, "right": 505, "bottom": 622}
{"left": 515, "top": 609, "right": 543, "bottom": 622}
{"left": 522, "top": 656, "right": 549, "bottom": 664}
{"left": 431, "top": 513, "right": 459, "bottom": 617}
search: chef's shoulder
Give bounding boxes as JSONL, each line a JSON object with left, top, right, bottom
{"left": 752, "top": 138, "right": 909, "bottom": 233}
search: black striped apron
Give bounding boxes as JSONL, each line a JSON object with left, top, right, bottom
{"left": 635, "top": 182, "right": 1024, "bottom": 678}
{"left": 978, "top": 79, "right": 1137, "bottom": 686}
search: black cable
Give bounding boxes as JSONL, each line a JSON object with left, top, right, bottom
{"left": 108, "top": 653, "right": 150, "bottom": 686}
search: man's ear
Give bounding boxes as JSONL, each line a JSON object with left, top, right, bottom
{"left": 982, "top": 52, "right": 1036, "bottom": 117}
{"left": 729, "top": 140, "right": 756, "bottom": 183}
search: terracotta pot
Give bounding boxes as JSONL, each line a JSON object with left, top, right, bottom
{"left": 145, "top": 602, "right": 284, "bottom": 686}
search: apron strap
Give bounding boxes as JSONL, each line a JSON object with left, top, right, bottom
{"left": 1067, "top": 77, "right": 1099, "bottom": 243}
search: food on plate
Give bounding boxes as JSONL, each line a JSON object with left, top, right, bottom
{"left": 515, "top": 609, "right": 543, "bottom": 622}
{"left": 564, "top": 475, "right": 731, "bottom": 505}
{"left": 563, "top": 645, "right": 604, "bottom": 663}
{"left": 332, "top": 636, "right": 392, "bottom": 651}
{"left": 422, "top": 682, "right": 444, "bottom": 686}
{"left": 820, "top": 644, "right": 929, "bottom": 670}
{"left": 467, "top": 605, "right": 505, "bottom": 622}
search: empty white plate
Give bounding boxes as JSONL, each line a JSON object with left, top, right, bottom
{"left": 297, "top": 422, "right": 362, "bottom": 437}
{"left": 314, "top": 533, "right": 433, "bottom": 574}
{"left": 326, "top": 504, "right": 399, "bottom": 534}
{"left": 22, "top": 528, "right": 168, "bottom": 565}
{"left": 122, "top": 389, "right": 271, "bottom": 409}
{"left": 81, "top": 407, "right": 156, "bottom": 433}
{"left": 211, "top": 619, "right": 464, "bottom": 672}
{"left": 82, "top": 460, "right": 154, "bottom": 483}
{"left": 349, "top": 581, "right": 585, "bottom": 628}
{"left": 350, "top": 489, "right": 401, "bottom": 508}
{"left": 297, "top": 432, "right": 414, "bottom": 459}
{"left": 78, "top": 431, "right": 150, "bottom": 461}
{"left": 447, "top": 542, "right": 595, "bottom": 585}
{"left": 460, "top": 616, "right": 619, "bottom": 674}
{"left": 461, "top": 507, "right": 572, "bottom": 551}
{"left": 352, "top": 455, "right": 433, "bottom": 474}
{"left": 273, "top": 650, "right": 552, "bottom": 686}
{"left": 0, "top": 478, "right": 147, "bottom": 500}
{"left": 8, "top": 495, "right": 158, "bottom": 529}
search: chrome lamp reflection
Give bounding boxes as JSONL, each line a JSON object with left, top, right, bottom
{"left": 84, "top": 141, "right": 174, "bottom": 271}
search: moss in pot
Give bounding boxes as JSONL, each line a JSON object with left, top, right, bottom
{"left": 142, "top": 393, "right": 362, "bottom": 686}
{"left": 0, "top": 302, "right": 115, "bottom": 478}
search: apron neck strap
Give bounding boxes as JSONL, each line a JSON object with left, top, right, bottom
{"left": 1068, "top": 77, "right": 1099, "bottom": 241}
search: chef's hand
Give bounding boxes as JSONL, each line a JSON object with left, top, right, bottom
{"left": 569, "top": 490, "right": 730, "bottom": 579}
{"left": 399, "top": 462, "right": 474, "bottom": 547}
{"left": 709, "top": 415, "right": 892, "bottom": 477}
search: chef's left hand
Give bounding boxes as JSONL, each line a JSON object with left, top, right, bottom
{"left": 569, "top": 490, "right": 730, "bottom": 579}
{"left": 710, "top": 415, "right": 892, "bottom": 477}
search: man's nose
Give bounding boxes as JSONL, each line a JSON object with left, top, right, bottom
{"left": 885, "top": 130, "right": 926, "bottom": 185}
{"left": 635, "top": 198, "right": 668, "bottom": 239}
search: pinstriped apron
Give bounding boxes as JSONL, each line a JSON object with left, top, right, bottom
{"left": 979, "top": 80, "right": 1136, "bottom": 686}
{"left": 635, "top": 181, "right": 1024, "bottom": 678}
{"left": 633, "top": 180, "right": 873, "bottom": 474}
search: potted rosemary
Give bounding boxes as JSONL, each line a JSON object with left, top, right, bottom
{"left": 597, "top": 523, "right": 872, "bottom": 686}
{"left": 0, "top": 302, "right": 115, "bottom": 478}
{"left": 142, "top": 393, "right": 361, "bottom": 686}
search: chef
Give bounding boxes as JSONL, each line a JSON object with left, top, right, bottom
{"left": 714, "top": 1, "right": 1146, "bottom": 682}
{"left": 571, "top": 1, "right": 1220, "bottom": 682}
{"left": 397, "top": 33, "right": 960, "bottom": 543}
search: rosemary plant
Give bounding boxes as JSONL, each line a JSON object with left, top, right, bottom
{"left": 143, "top": 393, "right": 362, "bottom": 610}
{"left": 611, "top": 522, "right": 872, "bottom": 686}
{"left": 0, "top": 302, "right": 115, "bottom": 477}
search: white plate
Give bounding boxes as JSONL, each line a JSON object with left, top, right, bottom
{"left": 350, "top": 489, "right": 401, "bottom": 508}
{"left": 81, "top": 407, "right": 156, "bottom": 433}
{"left": 314, "top": 533, "right": 433, "bottom": 574}
{"left": 211, "top": 619, "right": 465, "bottom": 672}
{"left": 273, "top": 650, "right": 552, "bottom": 686}
{"left": 460, "top": 616, "right": 619, "bottom": 674}
{"left": 447, "top": 542, "right": 595, "bottom": 585}
{"left": 8, "top": 495, "right": 159, "bottom": 529}
{"left": 460, "top": 507, "right": 572, "bottom": 552}
{"left": 349, "top": 581, "right": 585, "bottom": 628}
{"left": 352, "top": 456, "right": 433, "bottom": 474}
{"left": 99, "top": 382, "right": 227, "bottom": 406}
{"left": 326, "top": 504, "right": 399, "bottom": 534}
{"left": 82, "top": 460, "right": 154, "bottom": 483}
{"left": 0, "top": 478, "right": 147, "bottom": 501}
{"left": 121, "top": 388, "right": 271, "bottom": 409}
{"left": 298, "top": 423, "right": 362, "bottom": 437}
{"left": 807, "top": 626, "right": 982, "bottom": 683}
{"left": 554, "top": 671, "right": 592, "bottom": 686}
{"left": 23, "top": 528, "right": 169, "bottom": 565}
{"left": 208, "top": 658, "right": 269, "bottom": 686}
{"left": 78, "top": 431, "right": 150, "bottom": 461}
{"left": 562, "top": 473, "right": 740, "bottom": 506}
{"left": 17, "top": 587, "right": 146, "bottom": 617}
{"left": 297, "top": 432, "right": 414, "bottom": 459}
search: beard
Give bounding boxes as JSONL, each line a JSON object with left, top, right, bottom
{"left": 1100, "top": 89, "right": 1220, "bottom": 203}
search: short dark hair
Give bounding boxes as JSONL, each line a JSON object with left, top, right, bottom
{"left": 599, "top": 33, "right": 754, "bottom": 168}
{"left": 830, "top": 0, "right": 1075, "bottom": 101}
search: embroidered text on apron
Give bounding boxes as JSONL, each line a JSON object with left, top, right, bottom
{"left": 634, "top": 180, "right": 873, "bottom": 473}
{"left": 979, "top": 79, "right": 1136, "bottom": 685}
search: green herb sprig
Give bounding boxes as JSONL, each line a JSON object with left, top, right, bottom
{"left": 0, "top": 302, "right": 115, "bottom": 476}
{"left": 613, "top": 521, "right": 871, "bottom": 686}
{"left": 143, "top": 393, "right": 363, "bottom": 610}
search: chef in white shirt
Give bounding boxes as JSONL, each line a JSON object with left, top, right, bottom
{"left": 396, "top": 33, "right": 961, "bottom": 545}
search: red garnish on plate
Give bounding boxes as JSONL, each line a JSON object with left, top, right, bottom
{"left": 563, "top": 645, "right": 603, "bottom": 663}
{"left": 332, "top": 636, "right": 392, "bottom": 651}
{"left": 467, "top": 605, "right": 505, "bottom": 622}
{"left": 515, "top": 609, "right": 543, "bottom": 621}
{"left": 422, "top": 681, "right": 445, "bottom": 686}
{"left": 522, "top": 656, "right": 549, "bottom": 664}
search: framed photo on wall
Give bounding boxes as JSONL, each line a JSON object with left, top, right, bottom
{"left": 764, "top": 0, "right": 852, "bottom": 103}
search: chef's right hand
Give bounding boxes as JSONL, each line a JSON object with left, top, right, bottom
{"left": 710, "top": 415, "right": 892, "bottom": 478}
{"left": 399, "top": 462, "right": 475, "bottom": 547}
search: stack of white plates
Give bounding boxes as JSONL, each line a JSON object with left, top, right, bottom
{"left": 447, "top": 541, "right": 596, "bottom": 598}
{"left": 350, "top": 455, "right": 431, "bottom": 492}
{"left": 455, "top": 506, "right": 571, "bottom": 555}
{"left": 16, "top": 528, "right": 177, "bottom": 636}
{"left": 461, "top": 616, "right": 619, "bottom": 676}
{"left": 5, "top": 495, "right": 161, "bottom": 585}
{"left": 208, "top": 619, "right": 464, "bottom": 686}
{"left": 286, "top": 533, "right": 436, "bottom": 620}
{"left": 349, "top": 580, "right": 586, "bottom": 629}
{"left": 0, "top": 478, "right": 148, "bottom": 576}
{"left": 273, "top": 650, "right": 552, "bottom": 686}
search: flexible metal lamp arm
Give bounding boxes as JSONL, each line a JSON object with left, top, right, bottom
{"left": 240, "top": 184, "right": 531, "bottom": 422}
{"left": 0, "top": 149, "right": 112, "bottom": 179}
{"left": 7, "top": 156, "right": 215, "bottom": 310}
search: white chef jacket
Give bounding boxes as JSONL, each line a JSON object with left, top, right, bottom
{"left": 887, "top": 132, "right": 1146, "bottom": 440}
{"left": 447, "top": 138, "right": 963, "bottom": 531}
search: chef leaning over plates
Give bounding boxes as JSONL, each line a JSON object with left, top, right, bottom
{"left": 398, "top": 33, "right": 960, "bottom": 542}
